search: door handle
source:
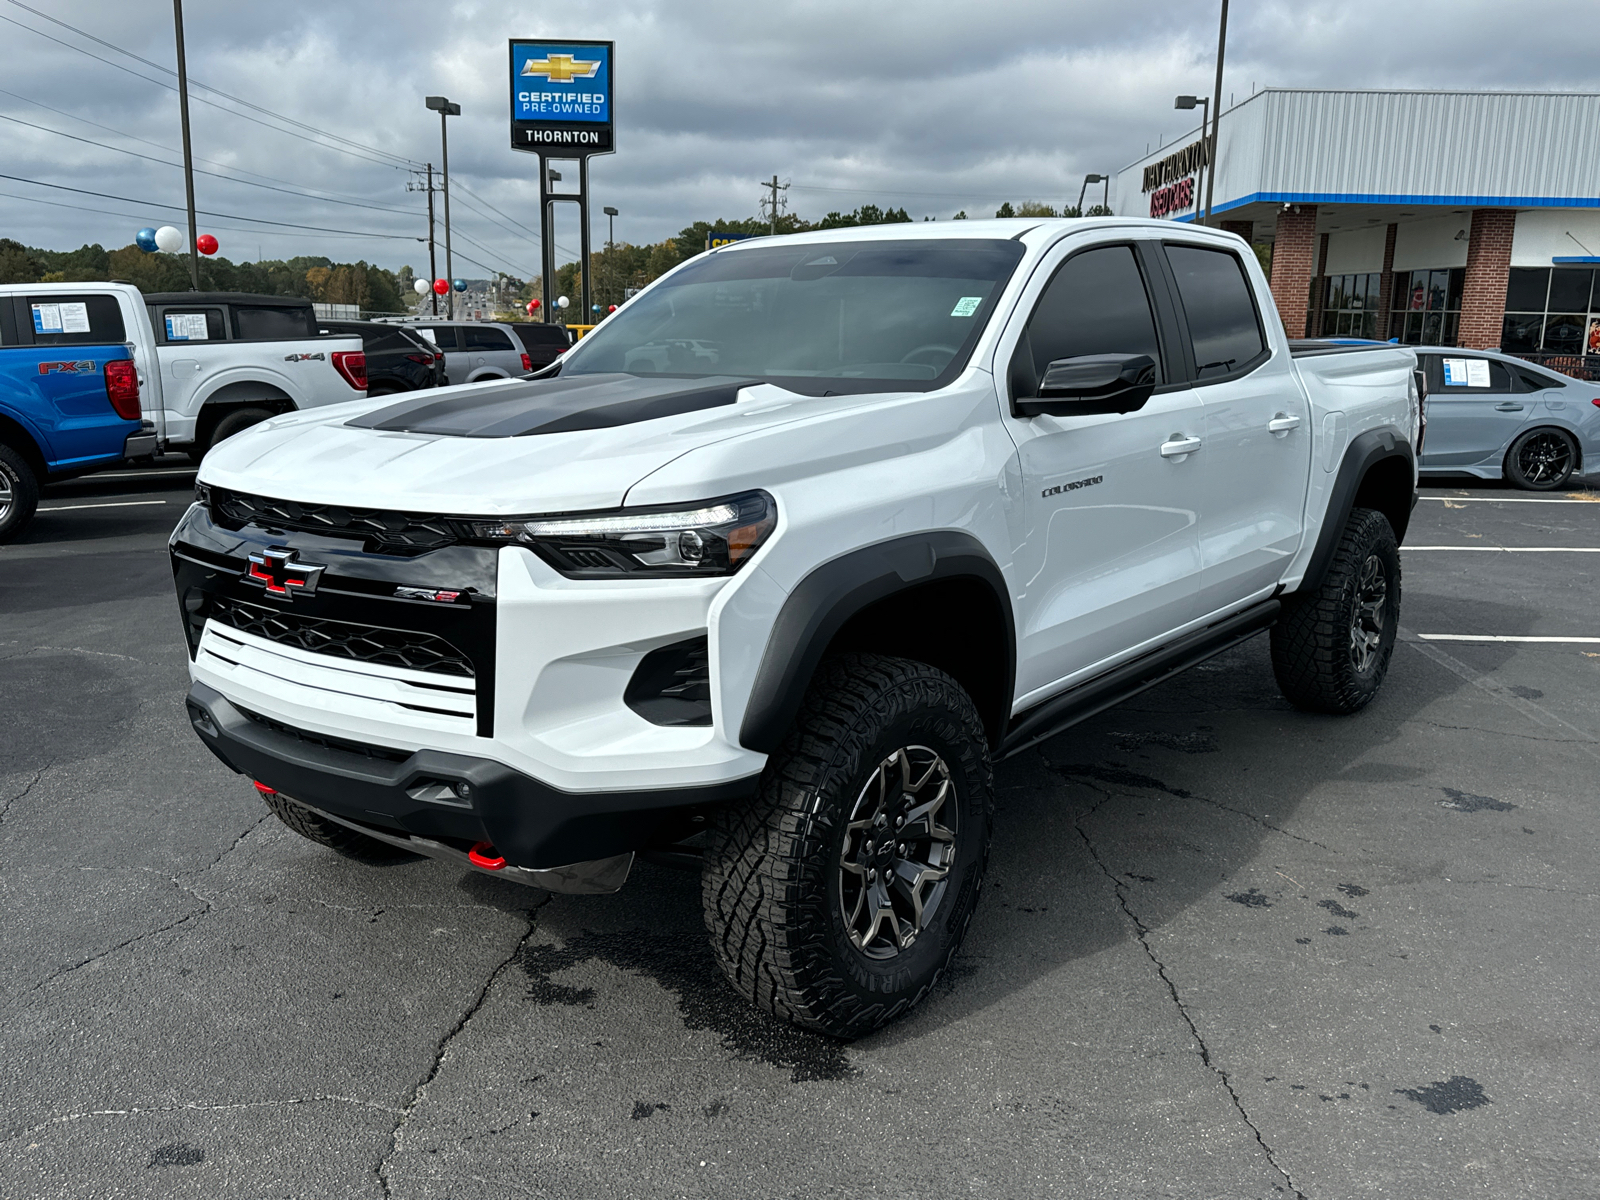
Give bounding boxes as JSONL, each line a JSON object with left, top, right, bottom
{"left": 1494, "top": 402, "right": 1524, "bottom": 411}
{"left": 1160, "top": 435, "right": 1203, "bottom": 459}
{"left": 1267, "top": 412, "right": 1302, "bottom": 435}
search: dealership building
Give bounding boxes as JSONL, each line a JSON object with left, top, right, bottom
{"left": 1113, "top": 89, "right": 1600, "bottom": 367}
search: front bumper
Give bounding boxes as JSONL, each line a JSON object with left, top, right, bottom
{"left": 186, "top": 680, "right": 755, "bottom": 872}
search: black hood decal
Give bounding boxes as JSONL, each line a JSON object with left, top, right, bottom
{"left": 346, "top": 373, "right": 756, "bottom": 438}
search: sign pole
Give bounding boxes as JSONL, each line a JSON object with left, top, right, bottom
{"left": 1203, "top": 0, "right": 1229, "bottom": 226}
{"left": 578, "top": 157, "right": 593, "bottom": 318}
{"left": 541, "top": 160, "right": 554, "bottom": 320}
{"left": 172, "top": 0, "right": 201, "bottom": 291}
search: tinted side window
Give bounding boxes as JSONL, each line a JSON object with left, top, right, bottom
{"left": 1163, "top": 245, "right": 1266, "bottom": 380}
{"left": 25, "top": 294, "right": 127, "bottom": 345}
{"left": 233, "top": 306, "right": 314, "bottom": 340}
{"left": 417, "top": 326, "right": 460, "bottom": 350}
{"left": 1517, "top": 366, "right": 1566, "bottom": 390}
{"left": 463, "top": 326, "right": 515, "bottom": 351}
{"left": 1012, "top": 244, "right": 1162, "bottom": 398}
{"left": 158, "top": 307, "right": 225, "bottom": 342}
{"left": 513, "top": 324, "right": 570, "bottom": 348}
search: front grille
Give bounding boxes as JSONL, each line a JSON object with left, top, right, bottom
{"left": 211, "top": 487, "right": 461, "bottom": 551}
{"left": 211, "top": 596, "right": 473, "bottom": 677}
{"left": 237, "top": 705, "right": 413, "bottom": 763}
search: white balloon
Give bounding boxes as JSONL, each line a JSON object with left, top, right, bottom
{"left": 154, "top": 225, "right": 185, "bottom": 253}
{"left": 556, "top": 295, "right": 570, "bottom": 309}
{"left": 413, "top": 278, "right": 430, "bottom": 295}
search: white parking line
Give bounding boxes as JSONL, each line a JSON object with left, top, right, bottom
{"left": 1420, "top": 495, "right": 1600, "bottom": 504}
{"left": 1416, "top": 634, "right": 1600, "bottom": 644}
{"left": 1406, "top": 545, "right": 1600, "bottom": 552}
{"left": 90, "top": 469, "right": 197, "bottom": 480}
{"left": 36, "top": 500, "right": 169, "bottom": 512}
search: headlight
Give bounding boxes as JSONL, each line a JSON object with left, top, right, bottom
{"left": 469, "top": 490, "right": 777, "bottom": 578}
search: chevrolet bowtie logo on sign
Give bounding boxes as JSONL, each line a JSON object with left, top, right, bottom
{"left": 243, "top": 548, "right": 325, "bottom": 601}
{"left": 520, "top": 53, "right": 600, "bottom": 83}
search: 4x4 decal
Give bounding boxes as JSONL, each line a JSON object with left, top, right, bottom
{"left": 283, "top": 352, "right": 326, "bottom": 362}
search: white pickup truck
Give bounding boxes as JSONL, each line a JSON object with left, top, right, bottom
{"left": 172, "top": 219, "right": 1423, "bottom": 1037}
{"left": 0, "top": 283, "right": 366, "bottom": 458}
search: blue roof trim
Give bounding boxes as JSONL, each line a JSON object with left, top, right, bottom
{"left": 1553, "top": 255, "right": 1600, "bottom": 264}
{"left": 1158, "top": 191, "right": 1600, "bottom": 221}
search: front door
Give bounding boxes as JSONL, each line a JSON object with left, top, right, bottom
{"left": 1418, "top": 353, "right": 1532, "bottom": 468}
{"left": 1000, "top": 241, "right": 1205, "bottom": 703}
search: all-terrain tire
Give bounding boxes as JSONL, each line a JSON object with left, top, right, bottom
{"left": 0, "top": 442, "right": 40, "bottom": 545}
{"left": 1271, "top": 506, "right": 1401, "bottom": 714}
{"left": 702, "top": 653, "right": 993, "bottom": 1039}
{"left": 259, "top": 787, "right": 417, "bottom": 863}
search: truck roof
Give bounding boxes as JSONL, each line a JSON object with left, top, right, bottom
{"left": 144, "top": 292, "right": 312, "bottom": 307}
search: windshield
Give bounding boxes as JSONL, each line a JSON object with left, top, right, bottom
{"left": 561, "top": 238, "right": 1025, "bottom": 394}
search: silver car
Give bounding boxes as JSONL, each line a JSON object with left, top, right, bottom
{"left": 1415, "top": 348, "right": 1600, "bottom": 490}
{"left": 410, "top": 321, "right": 530, "bottom": 384}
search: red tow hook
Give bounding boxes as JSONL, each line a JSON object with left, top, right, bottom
{"left": 468, "top": 841, "right": 506, "bottom": 871}
{"left": 253, "top": 781, "right": 277, "bottom": 797}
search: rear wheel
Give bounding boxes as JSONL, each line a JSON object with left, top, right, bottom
{"left": 258, "top": 787, "right": 417, "bottom": 863}
{"left": 0, "top": 443, "right": 40, "bottom": 545}
{"left": 1505, "top": 427, "right": 1577, "bottom": 491}
{"left": 203, "top": 406, "right": 275, "bottom": 457}
{"left": 702, "top": 653, "right": 993, "bottom": 1039}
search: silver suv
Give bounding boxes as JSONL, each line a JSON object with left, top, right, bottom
{"left": 411, "top": 321, "right": 530, "bottom": 384}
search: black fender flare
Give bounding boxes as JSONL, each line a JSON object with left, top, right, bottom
{"left": 738, "top": 531, "right": 1015, "bottom": 754}
{"left": 1301, "top": 427, "right": 1415, "bottom": 594}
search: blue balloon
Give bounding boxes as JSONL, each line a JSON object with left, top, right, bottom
{"left": 452, "top": 279, "right": 466, "bottom": 292}
{"left": 135, "top": 227, "right": 159, "bottom": 253}
{"left": 592, "top": 304, "right": 601, "bottom": 313}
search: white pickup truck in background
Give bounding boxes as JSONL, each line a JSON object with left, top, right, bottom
{"left": 0, "top": 283, "right": 367, "bottom": 458}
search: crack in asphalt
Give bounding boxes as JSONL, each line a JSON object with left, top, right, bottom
{"left": 376, "top": 896, "right": 551, "bottom": 1198}
{"left": 0, "top": 759, "right": 55, "bottom": 825}
{"left": 1415, "top": 719, "right": 1585, "bottom": 744}
{"left": 2, "top": 1095, "right": 401, "bottom": 1145}
{"left": 1073, "top": 810, "right": 1307, "bottom": 1200}
{"left": 1046, "top": 759, "right": 1333, "bottom": 851}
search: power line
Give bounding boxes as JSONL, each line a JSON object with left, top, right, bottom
{"left": 0, "top": 111, "right": 424, "bottom": 217}
{"left": 4, "top": 0, "right": 418, "bottom": 167}
{"left": 0, "top": 11, "right": 411, "bottom": 172}
{"left": 0, "top": 186, "right": 413, "bottom": 243}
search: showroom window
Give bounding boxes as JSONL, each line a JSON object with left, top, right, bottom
{"left": 1318, "top": 273, "right": 1384, "bottom": 338}
{"left": 1390, "top": 268, "right": 1464, "bottom": 346}
{"left": 1501, "top": 268, "right": 1597, "bottom": 355}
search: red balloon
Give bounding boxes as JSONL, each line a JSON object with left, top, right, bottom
{"left": 608, "top": 304, "right": 617, "bottom": 312}
{"left": 529, "top": 298, "right": 541, "bottom": 310}
{"left": 196, "top": 234, "right": 218, "bottom": 256}
{"left": 433, "top": 279, "right": 449, "bottom": 295}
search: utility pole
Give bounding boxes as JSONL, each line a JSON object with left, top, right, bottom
{"left": 760, "top": 175, "right": 789, "bottom": 236}
{"left": 172, "top": 0, "right": 200, "bottom": 290}
{"left": 426, "top": 97, "right": 460, "bottom": 317}
{"left": 408, "top": 164, "right": 440, "bottom": 315}
{"left": 1204, "top": 0, "right": 1229, "bottom": 226}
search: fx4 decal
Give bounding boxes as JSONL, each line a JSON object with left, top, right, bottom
{"left": 1041, "top": 474, "right": 1103, "bottom": 499}
{"left": 37, "top": 360, "right": 97, "bottom": 375}
{"left": 283, "top": 352, "right": 327, "bottom": 362}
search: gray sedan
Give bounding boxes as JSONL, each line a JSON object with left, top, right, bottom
{"left": 1416, "top": 348, "right": 1599, "bottom": 490}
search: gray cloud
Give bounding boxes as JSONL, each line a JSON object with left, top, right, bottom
{"left": 0, "top": 0, "right": 1594, "bottom": 275}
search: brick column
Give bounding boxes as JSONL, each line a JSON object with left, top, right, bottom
{"left": 1374, "top": 223, "right": 1398, "bottom": 340}
{"left": 1269, "top": 205, "right": 1317, "bottom": 338}
{"left": 1458, "top": 208, "right": 1515, "bottom": 350}
{"left": 1222, "top": 219, "right": 1253, "bottom": 242}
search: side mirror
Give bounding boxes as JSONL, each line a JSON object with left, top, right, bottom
{"left": 1014, "top": 353, "right": 1157, "bottom": 418}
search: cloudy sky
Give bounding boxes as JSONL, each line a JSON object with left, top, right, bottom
{"left": 2, "top": 0, "right": 1595, "bottom": 278}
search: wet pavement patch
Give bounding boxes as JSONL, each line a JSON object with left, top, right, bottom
{"left": 1397, "top": 1075, "right": 1491, "bottom": 1114}
{"left": 1110, "top": 730, "right": 1219, "bottom": 754}
{"left": 519, "top": 931, "right": 854, "bottom": 1082}
{"left": 147, "top": 1143, "right": 204, "bottom": 1168}
{"left": 1440, "top": 788, "right": 1517, "bottom": 813}
{"left": 1226, "top": 888, "right": 1272, "bottom": 907}
{"left": 1337, "top": 883, "right": 1369, "bottom": 898}
{"left": 1318, "top": 898, "right": 1359, "bottom": 920}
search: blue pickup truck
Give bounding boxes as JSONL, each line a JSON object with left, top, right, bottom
{"left": 0, "top": 292, "right": 157, "bottom": 543}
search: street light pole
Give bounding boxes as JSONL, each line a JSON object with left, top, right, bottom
{"left": 1175, "top": 95, "right": 1209, "bottom": 223}
{"left": 172, "top": 0, "right": 200, "bottom": 291}
{"left": 1204, "top": 0, "right": 1230, "bottom": 226}
{"left": 1077, "top": 174, "right": 1105, "bottom": 215}
{"left": 426, "top": 96, "right": 460, "bottom": 317}
{"left": 603, "top": 205, "right": 617, "bottom": 249}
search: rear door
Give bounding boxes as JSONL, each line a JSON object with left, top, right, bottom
{"left": 1418, "top": 353, "right": 1530, "bottom": 469}
{"left": 462, "top": 324, "right": 519, "bottom": 376}
{"left": 1160, "top": 240, "right": 1311, "bottom": 610}
{"left": 152, "top": 303, "right": 228, "bottom": 435}
{"left": 999, "top": 239, "right": 1206, "bottom": 700}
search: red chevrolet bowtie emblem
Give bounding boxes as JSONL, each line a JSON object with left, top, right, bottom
{"left": 243, "top": 547, "right": 325, "bottom": 600}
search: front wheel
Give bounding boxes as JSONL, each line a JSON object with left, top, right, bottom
{"left": 702, "top": 653, "right": 993, "bottom": 1039}
{"left": 1271, "top": 506, "right": 1401, "bottom": 714}
{"left": 1505, "top": 427, "right": 1578, "bottom": 491}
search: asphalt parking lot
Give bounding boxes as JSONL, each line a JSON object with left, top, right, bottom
{"left": 3, "top": 462, "right": 1599, "bottom": 1200}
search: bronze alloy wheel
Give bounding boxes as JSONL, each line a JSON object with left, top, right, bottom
{"left": 1350, "top": 553, "right": 1389, "bottom": 675}
{"left": 837, "top": 745, "right": 958, "bottom": 959}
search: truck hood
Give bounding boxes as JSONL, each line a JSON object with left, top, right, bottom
{"left": 196, "top": 373, "right": 886, "bottom": 515}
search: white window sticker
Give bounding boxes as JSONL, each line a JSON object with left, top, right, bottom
{"left": 1442, "top": 357, "right": 1469, "bottom": 386}
{"left": 165, "top": 313, "right": 210, "bottom": 341}
{"left": 58, "top": 301, "right": 90, "bottom": 333}
{"left": 1465, "top": 358, "right": 1492, "bottom": 388}
{"left": 950, "top": 296, "right": 983, "bottom": 317}
{"left": 415, "top": 327, "right": 437, "bottom": 343}
{"left": 31, "top": 303, "right": 62, "bottom": 333}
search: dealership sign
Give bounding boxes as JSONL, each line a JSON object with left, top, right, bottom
{"left": 509, "top": 40, "right": 614, "bottom": 153}
{"left": 1141, "top": 136, "right": 1210, "bottom": 217}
